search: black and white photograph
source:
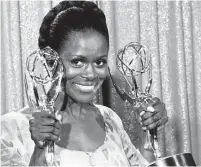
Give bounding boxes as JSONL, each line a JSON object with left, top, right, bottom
{"left": 1, "top": 0, "right": 201, "bottom": 166}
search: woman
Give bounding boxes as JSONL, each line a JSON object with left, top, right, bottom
{"left": 1, "top": 1, "right": 168, "bottom": 166}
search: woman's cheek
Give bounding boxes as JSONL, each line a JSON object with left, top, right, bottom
{"left": 95, "top": 67, "right": 108, "bottom": 80}
{"left": 64, "top": 67, "right": 81, "bottom": 80}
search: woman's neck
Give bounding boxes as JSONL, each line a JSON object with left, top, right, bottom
{"left": 65, "top": 97, "right": 97, "bottom": 121}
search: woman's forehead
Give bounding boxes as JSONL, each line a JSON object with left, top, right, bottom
{"left": 60, "top": 30, "right": 109, "bottom": 55}
{"left": 68, "top": 29, "right": 107, "bottom": 44}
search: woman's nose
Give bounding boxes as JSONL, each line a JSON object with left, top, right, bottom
{"left": 82, "top": 64, "right": 97, "bottom": 80}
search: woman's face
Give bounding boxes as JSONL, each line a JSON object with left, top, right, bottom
{"left": 59, "top": 30, "right": 109, "bottom": 103}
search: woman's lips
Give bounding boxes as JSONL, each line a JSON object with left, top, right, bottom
{"left": 74, "top": 83, "right": 96, "bottom": 93}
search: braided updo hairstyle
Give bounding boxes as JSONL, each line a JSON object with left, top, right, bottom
{"left": 38, "top": 1, "right": 109, "bottom": 52}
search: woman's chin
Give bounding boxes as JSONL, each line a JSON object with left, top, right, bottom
{"left": 71, "top": 94, "right": 95, "bottom": 104}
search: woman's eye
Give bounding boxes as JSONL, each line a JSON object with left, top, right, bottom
{"left": 94, "top": 59, "right": 107, "bottom": 67}
{"left": 70, "top": 59, "right": 84, "bottom": 67}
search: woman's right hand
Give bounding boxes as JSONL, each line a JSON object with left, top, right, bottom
{"left": 29, "top": 108, "right": 61, "bottom": 149}
{"left": 28, "top": 108, "right": 61, "bottom": 166}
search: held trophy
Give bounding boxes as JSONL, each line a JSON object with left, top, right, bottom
{"left": 108, "top": 42, "right": 196, "bottom": 166}
{"left": 25, "top": 46, "right": 64, "bottom": 166}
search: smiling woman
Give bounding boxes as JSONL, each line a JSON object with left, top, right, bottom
{"left": 60, "top": 30, "right": 109, "bottom": 103}
{"left": 1, "top": 1, "right": 168, "bottom": 166}
{"left": 27, "top": 1, "right": 168, "bottom": 166}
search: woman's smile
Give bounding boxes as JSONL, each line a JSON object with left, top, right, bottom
{"left": 73, "top": 83, "right": 96, "bottom": 93}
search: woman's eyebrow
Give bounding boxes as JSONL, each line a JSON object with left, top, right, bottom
{"left": 64, "top": 54, "right": 108, "bottom": 60}
{"left": 96, "top": 55, "right": 108, "bottom": 59}
{"left": 65, "top": 54, "right": 86, "bottom": 58}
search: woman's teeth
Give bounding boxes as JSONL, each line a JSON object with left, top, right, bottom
{"left": 74, "top": 84, "right": 95, "bottom": 92}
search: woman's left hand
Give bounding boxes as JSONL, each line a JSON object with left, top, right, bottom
{"left": 137, "top": 97, "right": 168, "bottom": 130}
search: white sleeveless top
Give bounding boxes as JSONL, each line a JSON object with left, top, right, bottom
{"left": 1, "top": 104, "right": 149, "bottom": 167}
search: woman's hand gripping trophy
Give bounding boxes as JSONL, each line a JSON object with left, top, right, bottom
{"left": 25, "top": 46, "right": 64, "bottom": 166}
{"left": 108, "top": 42, "right": 168, "bottom": 159}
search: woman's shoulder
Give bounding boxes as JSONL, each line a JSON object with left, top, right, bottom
{"left": 1, "top": 108, "right": 29, "bottom": 124}
{"left": 1, "top": 107, "right": 32, "bottom": 141}
{"left": 1, "top": 107, "right": 34, "bottom": 166}
{"left": 94, "top": 104, "right": 124, "bottom": 130}
{"left": 94, "top": 104, "right": 119, "bottom": 118}
{"left": 1, "top": 106, "right": 32, "bottom": 130}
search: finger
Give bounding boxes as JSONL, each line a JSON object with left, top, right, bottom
{"left": 30, "top": 119, "right": 60, "bottom": 132}
{"left": 141, "top": 112, "right": 162, "bottom": 126}
{"left": 163, "top": 115, "right": 168, "bottom": 125}
{"left": 164, "top": 109, "right": 168, "bottom": 124}
{"left": 143, "top": 119, "right": 160, "bottom": 130}
{"left": 157, "top": 114, "right": 168, "bottom": 127}
{"left": 137, "top": 111, "right": 145, "bottom": 123}
{"left": 146, "top": 98, "right": 161, "bottom": 113}
{"left": 139, "top": 102, "right": 165, "bottom": 121}
{"left": 30, "top": 116, "right": 56, "bottom": 127}
{"left": 32, "top": 110, "right": 54, "bottom": 119}
{"left": 39, "top": 126, "right": 54, "bottom": 133}
{"left": 54, "top": 121, "right": 62, "bottom": 130}
{"left": 147, "top": 105, "right": 155, "bottom": 113}
{"left": 39, "top": 118, "right": 56, "bottom": 126}
{"left": 55, "top": 110, "right": 63, "bottom": 122}
{"left": 150, "top": 102, "right": 165, "bottom": 113}
{"left": 29, "top": 116, "right": 36, "bottom": 125}
{"left": 29, "top": 125, "right": 36, "bottom": 134}
{"left": 138, "top": 99, "right": 159, "bottom": 115}
{"left": 146, "top": 117, "right": 163, "bottom": 130}
{"left": 52, "top": 127, "right": 60, "bottom": 137}
{"left": 56, "top": 137, "right": 61, "bottom": 143}
{"left": 37, "top": 140, "right": 46, "bottom": 148}
{"left": 29, "top": 107, "right": 41, "bottom": 113}
{"left": 140, "top": 111, "right": 155, "bottom": 121}
{"left": 39, "top": 126, "right": 60, "bottom": 138}
{"left": 42, "top": 133, "right": 59, "bottom": 141}
{"left": 149, "top": 97, "right": 161, "bottom": 107}
{"left": 139, "top": 102, "right": 149, "bottom": 111}
{"left": 145, "top": 115, "right": 168, "bottom": 130}
{"left": 33, "top": 131, "right": 59, "bottom": 141}
{"left": 142, "top": 102, "right": 165, "bottom": 120}
{"left": 30, "top": 125, "right": 60, "bottom": 142}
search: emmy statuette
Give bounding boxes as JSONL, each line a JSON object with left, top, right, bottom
{"left": 108, "top": 42, "right": 196, "bottom": 166}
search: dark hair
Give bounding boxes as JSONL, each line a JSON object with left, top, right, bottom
{"left": 38, "top": 1, "right": 109, "bottom": 51}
